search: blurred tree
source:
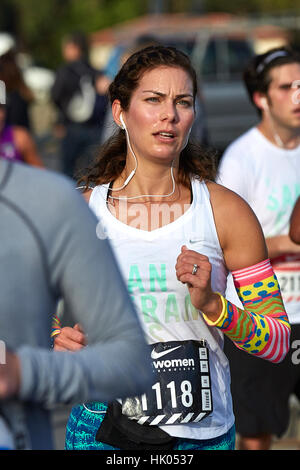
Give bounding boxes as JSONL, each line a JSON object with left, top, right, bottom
{"left": 203, "top": 0, "right": 300, "bottom": 14}
{"left": 4, "top": 0, "right": 300, "bottom": 70}
{"left": 157, "top": 0, "right": 300, "bottom": 14}
{"left": 0, "top": 0, "right": 19, "bottom": 34}
{"left": 8, "top": 0, "right": 146, "bottom": 69}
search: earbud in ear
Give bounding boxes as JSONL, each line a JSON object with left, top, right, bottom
{"left": 119, "top": 113, "right": 126, "bottom": 130}
{"left": 182, "top": 127, "right": 192, "bottom": 150}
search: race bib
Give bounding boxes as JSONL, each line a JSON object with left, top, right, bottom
{"left": 272, "top": 254, "right": 300, "bottom": 304}
{"left": 121, "top": 340, "right": 213, "bottom": 426}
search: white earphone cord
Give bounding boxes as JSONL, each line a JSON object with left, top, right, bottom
{"left": 109, "top": 115, "right": 176, "bottom": 200}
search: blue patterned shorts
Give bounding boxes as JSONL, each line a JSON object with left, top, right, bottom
{"left": 65, "top": 402, "right": 235, "bottom": 451}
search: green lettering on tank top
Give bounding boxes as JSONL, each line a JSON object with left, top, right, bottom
{"left": 282, "top": 185, "right": 293, "bottom": 210}
{"left": 149, "top": 264, "right": 167, "bottom": 292}
{"left": 267, "top": 183, "right": 300, "bottom": 213}
{"left": 128, "top": 265, "right": 145, "bottom": 293}
{"left": 267, "top": 190, "right": 279, "bottom": 212}
{"left": 141, "top": 295, "right": 159, "bottom": 323}
{"left": 165, "top": 294, "right": 180, "bottom": 322}
{"left": 184, "top": 295, "right": 200, "bottom": 320}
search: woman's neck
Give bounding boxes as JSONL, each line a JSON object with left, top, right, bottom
{"left": 112, "top": 157, "right": 179, "bottom": 202}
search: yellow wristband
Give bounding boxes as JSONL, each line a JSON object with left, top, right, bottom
{"left": 202, "top": 292, "right": 227, "bottom": 326}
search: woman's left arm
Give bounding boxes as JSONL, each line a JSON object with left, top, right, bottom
{"left": 176, "top": 183, "right": 290, "bottom": 363}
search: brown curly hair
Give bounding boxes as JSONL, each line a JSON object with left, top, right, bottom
{"left": 77, "top": 45, "right": 217, "bottom": 189}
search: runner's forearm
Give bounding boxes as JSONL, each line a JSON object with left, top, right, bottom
{"left": 203, "top": 259, "right": 290, "bottom": 363}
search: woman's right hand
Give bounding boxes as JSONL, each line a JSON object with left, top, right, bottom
{"left": 54, "top": 323, "right": 87, "bottom": 351}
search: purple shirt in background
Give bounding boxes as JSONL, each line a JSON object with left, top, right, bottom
{"left": 0, "top": 126, "right": 22, "bottom": 162}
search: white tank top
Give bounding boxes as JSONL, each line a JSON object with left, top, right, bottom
{"left": 89, "top": 178, "right": 234, "bottom": 440}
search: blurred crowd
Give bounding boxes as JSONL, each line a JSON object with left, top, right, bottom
{"left": 0, "top": 30, "right": 208, "bottom": 179}
{"left": 0, "top": 31, "right": 108, "bottom": 177}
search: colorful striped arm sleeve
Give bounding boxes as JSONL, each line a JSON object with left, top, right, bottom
{"left": 51, "top": 314, "right": 62, "bottom": 339}
{"left": 203, "top": 259, "right": 290, "bottom": 363}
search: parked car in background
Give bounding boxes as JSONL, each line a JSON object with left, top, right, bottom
{"left": 162, "top": 33, "right": 258, "bottom": 152}
{"left": 90, "top": 13, "right": 289, "bottom": 153}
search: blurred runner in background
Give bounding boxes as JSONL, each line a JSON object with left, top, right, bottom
{"left": 218, "top": 46, "right": 300, "bottom": 450}
{"left": 0, "top": 158, "right": 152, "bottom": 450}
{"left": 0, "top": 32, "right": 33, "bottom": 130}
{"left": 0, "top": 100, "right": 43, "bottom": 167}
{"left": 51, "top": 31, "right": 108, "bottom": 178}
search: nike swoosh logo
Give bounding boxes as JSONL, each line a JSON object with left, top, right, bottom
{"left": 189, "top": 239, "right": 202, "bottom": 244}
{"left": 151, "top": 346, "right": 182, "bottom": 360}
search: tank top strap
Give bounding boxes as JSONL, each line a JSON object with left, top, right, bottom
{"left": 89, "top": 183, "right": 109, "bottom": 219}
{"left": 189, "top": 178, "right": 223, "bottom": 257}
{"left": 190, "top": 177, "right": 206, "bottom": 204}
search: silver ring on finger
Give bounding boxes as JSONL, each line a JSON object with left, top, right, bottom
{"left": 192, "top": 264, "right": 198, "bottom": 275}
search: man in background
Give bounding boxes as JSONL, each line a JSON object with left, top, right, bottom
{"left": 218, "top": 46, "right": 300, "bottom": 450}
{"left": 51, "top": 31, "right": 108, "bottom": 178}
